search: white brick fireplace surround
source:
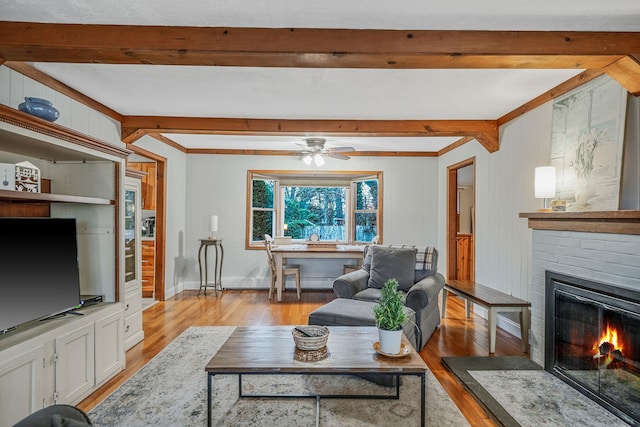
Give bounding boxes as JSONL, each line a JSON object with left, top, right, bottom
{"left": 529, "top": 228, "right": 640, "bottom": 366}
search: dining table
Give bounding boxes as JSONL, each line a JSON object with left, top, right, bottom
{"left": 269, "top": 244, "right": 365, "bottom": 302}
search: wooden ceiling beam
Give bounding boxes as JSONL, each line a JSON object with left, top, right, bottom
{"left": 603, "top": 55, "right": 640, "bottom": 96}
{"left": 121, "top": 116, "right": 498, "bottom": 144}
{"left": 0, "top": 22, "right": 638, "bottom": 69}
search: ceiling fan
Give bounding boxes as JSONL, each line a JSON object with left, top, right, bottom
{"left": 296, "top": 138, "right": 355, "bottom": 166}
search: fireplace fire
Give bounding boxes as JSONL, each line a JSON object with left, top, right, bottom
{"left": 545, "top": 271, "right": 640, "bottom": 425}
{"left": 593, "top": 324, "right": 625, "bottom": 369}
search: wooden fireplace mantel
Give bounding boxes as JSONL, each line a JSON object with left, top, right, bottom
{"left": 519, "top": 210, "right": 640, "bottom": 235}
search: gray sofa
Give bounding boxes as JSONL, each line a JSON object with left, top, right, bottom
{"left": 332, "top": 245, "right": 445, "bottom": 350}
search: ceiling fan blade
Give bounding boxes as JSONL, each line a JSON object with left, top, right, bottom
{"left": 327, "top": 152, "right": 351, "bottom": 160}
{"left": 327, "top": 146, "right": 355, "bottom": 152}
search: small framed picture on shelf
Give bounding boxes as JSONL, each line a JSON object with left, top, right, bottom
{"left": 0, "top": 163, "right": 15, "bottom": 190}
{"left": 15, "top": 161, "right": 40, "bottom": 192}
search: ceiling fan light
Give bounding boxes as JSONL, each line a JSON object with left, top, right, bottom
{"left": 302, "top": 154, "right": 312, "bottom": 165}
{"left": 314, "top": 153, "right": 325, "bottom": 167}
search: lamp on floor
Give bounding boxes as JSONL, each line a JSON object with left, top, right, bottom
{"left": 534, "top": 166, "right": 556, "bottom": 212}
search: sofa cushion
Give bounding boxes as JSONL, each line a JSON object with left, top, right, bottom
{"left": 367, "top": 245, "right": 417, "bottom": 291}
{"left": 363, "top": 244, "right": 438, "bottom": 283}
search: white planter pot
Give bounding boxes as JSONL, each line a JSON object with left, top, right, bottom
{"left": 378, "top": 328, "right": 403, "bottom": 354}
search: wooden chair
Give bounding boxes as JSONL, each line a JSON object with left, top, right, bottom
{"left": 264, "top": 234, "right": 301, "bottom": 300}
{"left": 343, "top": 235, "right": 379, "bottom": 274}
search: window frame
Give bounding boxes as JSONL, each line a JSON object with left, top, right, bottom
{"left": 246, "top": 170, "right": 383, "bottom": 249}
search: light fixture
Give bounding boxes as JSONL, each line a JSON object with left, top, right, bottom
{"left": 302, "top": 154, "right": 312, "bottom": 165}
{"left": 209, "top": 214, "right": 218, "bottom": 239}
{"left": 534, "top": 166, "right": 556, "bottom": 212}
{"left": 313, "top": 153, "right": 325, "bottom": 167}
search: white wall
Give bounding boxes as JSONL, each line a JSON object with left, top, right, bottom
{"left": 438, "top": 104, "right": 554, "bottom": 303}
{"left": 184, "top": 154, "right": 439, "bottom": 290}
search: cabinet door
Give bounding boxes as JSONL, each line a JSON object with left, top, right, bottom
{"left": 95, "top": 309, "right": 125, "bottom": 384}
{"left": 55, "top": 323, "right": 95, "bottom": 404}
{"left": 125, "top": 177, "right": 142, "bottom": 287}
{"left": 0, "top": 346, "right": 46, "bottom": 426}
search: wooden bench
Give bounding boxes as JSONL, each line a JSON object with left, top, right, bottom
{"left": 441, "top": 280, "right": 531, "bottom": 354}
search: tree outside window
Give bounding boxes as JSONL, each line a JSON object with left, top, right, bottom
{"left": 251, "top": 178, "right": 275, "bottom": 241}
{"left": 283, "top": 186, "right": 347, "bottom": 240}
{"left": 354, "top": 179, "right": 378, "bottom": 242}
{"left": 246, "top": 171, "right": 382, "bottom": 249}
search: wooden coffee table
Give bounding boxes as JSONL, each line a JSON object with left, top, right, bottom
{"left": 205, "top": 326, "right": 428, "bottom": 427}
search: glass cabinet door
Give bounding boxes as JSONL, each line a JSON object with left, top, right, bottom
{"left": 124, "top": 177, "right": 141, "bottom": 286}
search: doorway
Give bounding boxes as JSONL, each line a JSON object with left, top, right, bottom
{"left": 447, "top": 158, "right": 475, "bottom": 281}
{"left": 126, "top": 146, "right": 166, "bottom": 302}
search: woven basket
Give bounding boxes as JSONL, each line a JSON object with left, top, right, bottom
{"left": 292, "top": 325, "right": 330, "bottom": 351}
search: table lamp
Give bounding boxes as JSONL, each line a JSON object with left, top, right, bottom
{"left": 209, "top": 215, "right": 218, "bottom": 239}
{"left": 535, "top": 166, "right": 556, "bottom": 212}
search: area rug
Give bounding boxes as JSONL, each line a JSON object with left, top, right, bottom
{"left": 443, "top": 356, "right": 630, "bottom": 427}
{"left": 89, "top": 327, "right": 469, "bottom": 426}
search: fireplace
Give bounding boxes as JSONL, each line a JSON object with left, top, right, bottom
{"left": 545, "top": 271, "right": 640, "bottom": 425}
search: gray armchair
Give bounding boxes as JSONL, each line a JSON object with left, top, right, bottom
{"left": 333, "top": 245, "right": 445, "bottom": 350}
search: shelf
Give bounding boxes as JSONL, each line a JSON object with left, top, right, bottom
{"left": 519, "top": 210, "right": 640, "bottom": 235}
{"left": 0, "top": 189, "right": 114, "bottom": 205}
{"left": 0, "top": 104, "right": 130, "bottom": 162}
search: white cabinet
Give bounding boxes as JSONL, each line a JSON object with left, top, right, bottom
{"left": 124, "top": 284, "right": 144, "bottom": 350}
{"left": 123, "top": 176, "right": 144, "bottom": 350}
{"left": 95, "top": 309, "right": 125, "bottom": 384}
{"left": 0, "top": 98, "right": 129, "bottom": 425}
{"left": 0, "top": 304, "right": 125, "bottom": 426}
{"left": 0, "top": 346, "right": 46, "bottom": 427}
{"left": 55, "top": 323, "right": 95, "bottom": 404}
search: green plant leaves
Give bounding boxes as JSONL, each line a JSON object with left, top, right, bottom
{"left": 373, "top": 278, "right": 407, "bottom": 331}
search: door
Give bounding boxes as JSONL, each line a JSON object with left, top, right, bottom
{"left": 447, "top": 159, "right": 475, "bottom": 281}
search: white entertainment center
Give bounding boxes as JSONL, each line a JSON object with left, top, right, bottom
{"left": 0, "top": 104, "right": 135, "bottom": 426}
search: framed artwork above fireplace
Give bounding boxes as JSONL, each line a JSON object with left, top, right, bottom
{"left": 550, "top": 75, "right": 627, "bottom": 212}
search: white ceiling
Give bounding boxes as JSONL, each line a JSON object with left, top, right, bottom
{"left": 3, "top": 1, "right": 640, "bottom": 153}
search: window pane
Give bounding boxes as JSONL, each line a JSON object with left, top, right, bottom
{"left": 252, "top": 179, "right": 274, "bottom": 208}
{"left": 252, "top": 210, "right": 274, "bottom": 241}
{"left": 355, "top": 212, "right": 377, "bottom": 242}
{"left": 283, "top": 186, "right": 346, "bottom": 241}
{"left": 356, "top": 180, "right": 378, "bottom": 210}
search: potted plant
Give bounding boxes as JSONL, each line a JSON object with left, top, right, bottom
{"left": 373, "top": 278, "right": 407, "bottom": 354}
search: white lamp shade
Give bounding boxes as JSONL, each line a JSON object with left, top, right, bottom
{"left": 535, "top": 166, "right": 556, "bottom": 199}
{"left": 209, "top": 215, "right": 218, "bottom": 233}
{"left": 313, "top": 153, "right": 325, "bottom": 167}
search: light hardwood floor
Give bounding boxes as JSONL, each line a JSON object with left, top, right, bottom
{"left": 78, "top": 289, "right": 529, "bottom": 425}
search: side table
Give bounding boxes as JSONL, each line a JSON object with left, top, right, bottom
{"left": 198, "top": 238, "right": 224, "bottom": 296}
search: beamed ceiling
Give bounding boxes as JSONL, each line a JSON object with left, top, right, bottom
{"left": 0, "top": 1, "right": 639, "bottom": 157}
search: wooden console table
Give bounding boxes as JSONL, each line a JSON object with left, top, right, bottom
{"left": 442, "top": 280, "right": 530, "bottom": 354}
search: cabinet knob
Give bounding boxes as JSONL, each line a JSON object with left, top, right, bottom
{"left": 125, "top": 303, "right": 130, "bottom": 311}
{"left": 125, "top": 324, "right": 130, "bottom": 332}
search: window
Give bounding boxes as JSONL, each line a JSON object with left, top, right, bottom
{"left": 247, "top": 170, "right": 382, "bottom": 249}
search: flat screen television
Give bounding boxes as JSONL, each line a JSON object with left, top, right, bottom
{"left": 0, "top": 218, "right": 81, "bottom": 333}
